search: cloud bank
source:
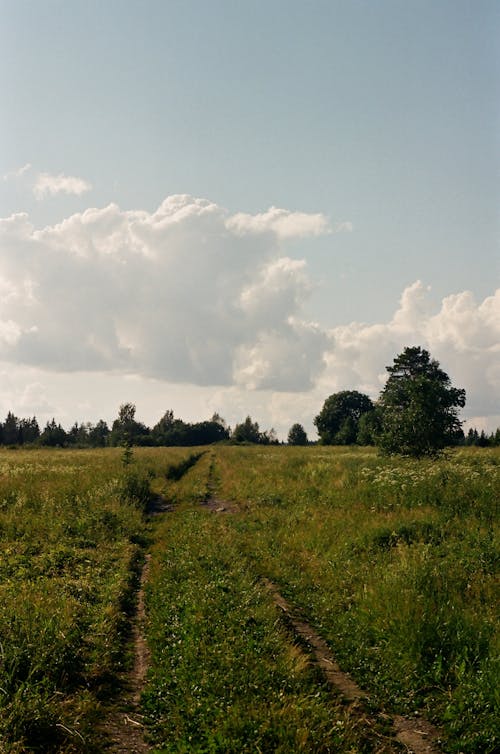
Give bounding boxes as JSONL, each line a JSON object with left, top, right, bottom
{"left": 0, "top": 194, "right": 498, "bottom": 430}
{"left": 0, "top": 195, "right": 332, "bottom": 391}
{"left": 320, "top": 281, "right": 500, "bottom": 422}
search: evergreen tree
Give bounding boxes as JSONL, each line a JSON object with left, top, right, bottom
{"left": 3, "top": 412, "right": 19, "bottom": 445}
{"left": 40, "top": 419, "right": 67, "bottom": 447}
{"left": 378, "top": 346, "right": 466, "bottom": 457}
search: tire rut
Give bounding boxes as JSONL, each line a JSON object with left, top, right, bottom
{"left": 261, "top": 577, "right": 443, "bottom": 754}
{"left": 100, "top": 554, "right": 152, "bottom": 753}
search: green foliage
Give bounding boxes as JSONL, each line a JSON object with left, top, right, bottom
{"left": 356, "top": 410, "right": 380, "bottom": 445}
{"left": 314, "top": 390, "right": 374, "bottom": 445}
{"left": 287, "top": 423, "right": 308, "bottom": 445}
{"left": 119, "top": 470, "right": 152, "bottom": 510}
{"left": 40, "top": 418, "right": 68, "bottom": 447}
{"left": 378, "top": 346, "right": 466, "bottom": 457}
{"left": 110, "top": 402, "right": 151, "bottom": 447}
{"left": 232, "top": 415, "right": 261, "bottom": 443}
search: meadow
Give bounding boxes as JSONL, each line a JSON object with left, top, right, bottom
{"left": 0, "top": 446, "right": 180, "bottom": 753}
{"left": 0, "top": 445, "right": 498, "bottom": 752}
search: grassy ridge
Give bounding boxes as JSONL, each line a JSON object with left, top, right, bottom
{"left": 212, "top": 446, "right": 499, "bottom": 753}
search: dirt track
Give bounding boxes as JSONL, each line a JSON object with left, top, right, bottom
{"left": 100, "top": 555, "right": 152, "bottom": 753}
{"left": 261, "top": 576, "right": 442, "bottom": 754}
{"left": 101, "top": 464, "right": 443, "bottom": 754}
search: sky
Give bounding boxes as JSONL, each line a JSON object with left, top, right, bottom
{"left": 0, "top": 0, "right": 499, "bottom": 438}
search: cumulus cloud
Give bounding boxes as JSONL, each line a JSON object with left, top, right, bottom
{"left": 33, "top": 172, "right": 92, "bottom": 199}
{"left": 0, "top": 194, "right": 498, "bottom": 429}
{"left": 319, "top": 281, "right": 500, "bottom": 424}
{"left": 0, "top": 195, "right": 331, "bottom": 390}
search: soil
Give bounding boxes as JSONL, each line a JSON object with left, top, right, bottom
{"left": 99, "top": 555, "right": 152, "bottom": 753}
{"left": 199, "top": 496, "right": 239, "bottom": 514}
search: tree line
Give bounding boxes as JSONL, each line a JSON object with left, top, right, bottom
{"left": 0, "top": 405, "right": 279, "bottom": 449}
{"left": 1, "top": 347, "right": 498, "bottom": 456}
{"left": 307, "top": 346, "right": 499, "bottom": 456}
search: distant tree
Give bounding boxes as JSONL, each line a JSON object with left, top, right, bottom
{"left": 232, "top": 416, "right": 261, "bottom": 443}
{"left": 335, "top": 415, "right": 357, "bottom": 445}
{"left": 110, "top": 403, "right": 150, "bottom": 446}
{"left": 151, "top": 410, "right": 176, "bottom": 444}
{"left": 88, "top": 419, "right": 110, "bottom": 447}
{"left": 466, "top": 428, "right": 479, "bottom": 446}
{"left": 3, "top": 411, "right": 20, "bottom": 445}
{"left": 377, "top": 346, "right": 466, "bottom": 457}
{"left": 68, "top": 422, "right": 90, "bottom": 446}
{"left": 356, "top": 410, "right": 379, "bottom": 445}
{"left": 40, "top": 419, "right": 67, "bottom": 447}
{"left": 288, "top": 423, "right": 308, "bottom": 446}
{"left": 210, "top": 412, "right": 228, "bottom": 430}
{"left": 314, "top": 391, "right": 374, "bottom": 445}
{"left": 259, "top": 427, "right": 279, "bottom": 445}
{"left": 477, "top": 430, "right": 490, "bottom": 448}
{"left": 18, "top": 417, "right": 40, "bottom": 445}
{"left": 151, "top": 410, "right": 229, "bottom": 446}
{"left": 187, "top": 420, "right": 230, "bottom": 445}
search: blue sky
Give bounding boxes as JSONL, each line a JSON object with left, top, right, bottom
{"left": 1, "top": 0, "right": 498, "bottom": 436}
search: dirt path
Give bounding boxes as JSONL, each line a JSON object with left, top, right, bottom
{"left": 261, "top": 577, "right": 443, "bottom": 754}
{"left": 100, "top": 555, "right": 152, "bottom": 753}
{"left": 101, "top": 455, "right": 443, "bottom": 754}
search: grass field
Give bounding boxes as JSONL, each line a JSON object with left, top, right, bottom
{"left": 0, "top": 445, "right": 498, "bottom": 752}
{"left": 0, "top": 446, "right": 178, "bottom": 753}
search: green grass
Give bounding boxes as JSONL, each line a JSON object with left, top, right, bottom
{"left": 143, "top": 506, "right": 398, "bottom": 753}
{"left": 210, "top": 445, "right": 499, "bottom": 753}
{"left": 0, "top": 445, "right": 497, "bottom": 752}
{"left": 0, "top": 447, "right": 175, "bottom": 753}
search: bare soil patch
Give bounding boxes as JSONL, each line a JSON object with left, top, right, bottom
{"left": 147, "top": 493, "right": 175, "bottom": 516}
{"left": 199, "top": 496, "right": 239, "bottom": 514}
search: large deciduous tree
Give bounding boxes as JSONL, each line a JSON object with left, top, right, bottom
{"left": 378, "top": 346, "right": 466, "bottom": 457}
{"left": 314, "top": 390, "right": 374, "bottom": 445}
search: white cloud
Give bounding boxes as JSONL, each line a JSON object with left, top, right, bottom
{"left": 2, "top": 163, "right": 32, "bottom": 181}
{"left": 0, "top": 194, "right": 498, "bottom": 434}
{"left": 0, "top": 195, "right": 330, "bottom": 389}
{"left": 227, "top": 206, "right": 331, "bottom": 239}
{"left": 33, "top": 172, "right": 92, "bottom": 199}
{"left": 318, "top": 281, "right": 500, "bottom": 424}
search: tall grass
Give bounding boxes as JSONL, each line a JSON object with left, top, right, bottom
{"left": 1, "top": 445, "right": 497, "bottom": 752}
{"left": 212, "top": 445, "right": 499, "bottom": 753}
{"left": 0, "top": 447, "right": 158, "bottom": 752}
{"left": 143, "top": 504, "right": 399, "bottom": 753}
